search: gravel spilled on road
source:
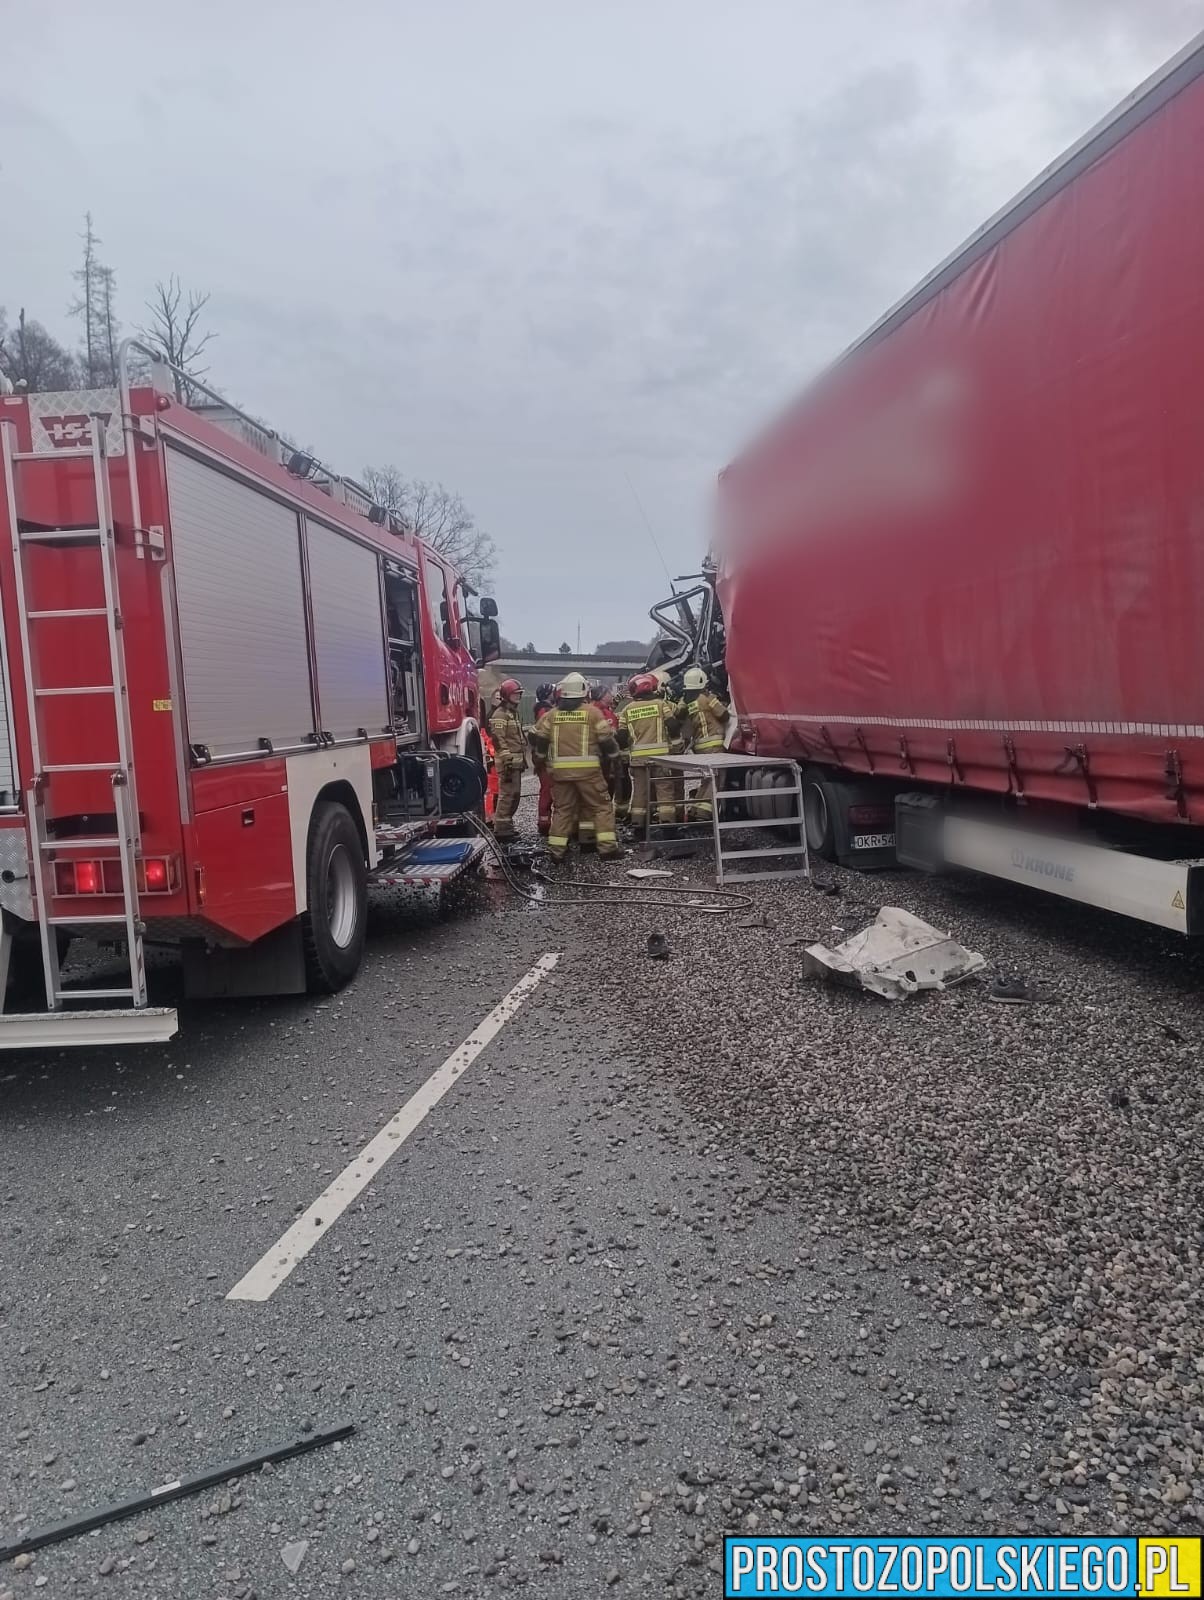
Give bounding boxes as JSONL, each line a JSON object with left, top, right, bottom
{"left": 542, "top": 834, "right": 1204, "bottom": 1535}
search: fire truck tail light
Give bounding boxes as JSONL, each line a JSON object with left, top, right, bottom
{"left": 138, "top": 856, "right": 176, "bottom": 893}
{"left": 54, "top": 860, "right": 105, "bottom": 896}
{"left": 53, "top": 856, "right": 179, "bottom": 896}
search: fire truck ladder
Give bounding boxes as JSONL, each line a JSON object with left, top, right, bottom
{"left": 0, "top": 420, "right": 147, "bottom": 1011}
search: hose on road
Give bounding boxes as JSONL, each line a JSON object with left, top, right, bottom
{"left": 464, "top": 815, "right": 755, "bottom": 915}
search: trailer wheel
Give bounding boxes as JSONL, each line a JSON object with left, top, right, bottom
{"left": 802, "top": 769, "right": 838, "bottom": 861}
{"left": 301, "top": 802, "right": 367, "bottom": 994}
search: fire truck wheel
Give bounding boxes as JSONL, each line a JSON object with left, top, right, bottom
{"left": 301, "top": 802, "right": 367, "bottom": 993}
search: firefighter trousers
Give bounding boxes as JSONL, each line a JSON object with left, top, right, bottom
{"left": 548, "top": 770, "right": 619, "bottom": 860}
{"left": 628, "top": 763, "right": 675, "bottom": 826}
{"left": 537, "top": 767, "right": 553, "bottom": 836}
{"left": 614, "top": 756, "right": 632, "bottom": 821}
{"left": 492, "top": 761, "right": 523, "bottom": 840}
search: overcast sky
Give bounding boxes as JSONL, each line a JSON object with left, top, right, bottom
{"left": 3, "top": 1, "right": 1200, "bottom": 648}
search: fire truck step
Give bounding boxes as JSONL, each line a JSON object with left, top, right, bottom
{"left": 28, "top": 608, "right": 110, "bottom": 620}
{"left": 374, "top": 820, "right": 435, "bottom": 848}
{"left": 10, "top": 446, "right": 100, "bottom": 463}
{"left": 372, "top": 837, "right": 487, "bottom": 889}
{"left": 35, "top": 684, "right": 116, "bottom": 697}
{"left": 41, "top": 837, "right": 124, "bottom": 850}
{"left": 0, "top": 1007, "right": 178, "bottom": 1048}
{"left": 53, "top": 988, "right": 137, "bottom": 1002}
{"left": 42, "top": 762, "right": 121, "bottom": 773}
{"left": 47, "top": 915, "right": 131, "bottom": 927}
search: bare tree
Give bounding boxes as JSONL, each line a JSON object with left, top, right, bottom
{"left": 68, "top": 213, "right": 121, "bottom": 384}
{"left": 362, "top": 464, "right": 496, "bottom": 586}
{"left": 138, "top": 276, "right": 216, "bottom": 401}
{"left": 69, "top": 212, "right": 99, "bottom": 382}
{"left": 98, "top": 264, "right": 120, "bottom": 384}
{"left": 0, "top": 307, "right": 81, "bottom": 392}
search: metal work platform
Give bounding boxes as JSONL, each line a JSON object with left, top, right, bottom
{"left": 371, "top": 836, "right": 487, "bottom": 903}
{"left": 641, "top": 753, "right": 809, "bottom": 885}
{"left": 374, "top": 818, "right": 437, "bottom": 851}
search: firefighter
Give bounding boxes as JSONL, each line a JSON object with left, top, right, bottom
{"left": 589, "top": 683, "right": 622, "bottom": 813}
{"left": 616, "top": 673, "right": 679, "bottom": 831}
{"left": 589, "top": 682, "right": 619, "bottom": 730}
{"left": 488, "top": 678, "right": 527, "bottom": 842}
{"left": 679, "top": 665, "right": 730, "bottom": 818}
{"left": 530, "top": 682, "right": 556, "bottom": 837}
{"left": 527, "top": 672, "right": 620, "bottom": 862}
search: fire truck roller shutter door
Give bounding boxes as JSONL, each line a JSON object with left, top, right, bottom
{"left": 303, "top": 520, "right": 391, "bottom": 741}
{"left": 165, "top": 446, "right": 314, "bottom": 757}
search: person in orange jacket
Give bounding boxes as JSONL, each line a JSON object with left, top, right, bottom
{"left": 481, "top": 725, "right": 499, "bottom": 824}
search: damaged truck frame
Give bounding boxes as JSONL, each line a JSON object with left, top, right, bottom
{"left": 0, "top": 342, "right": 500, "bottom": 1047}
{"left": 655, "top": 34, "right": 1204, "bottom": 940}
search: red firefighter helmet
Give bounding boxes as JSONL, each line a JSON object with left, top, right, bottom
{"left": 498, "top": 678, "right": 522, "bottom": 702}
{"left": 627, "top": 672, "right": 658, "bottom": 697}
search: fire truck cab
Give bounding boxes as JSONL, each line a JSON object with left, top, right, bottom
{"left": 0, "top": 344, "right": 500, "bottom": 1047}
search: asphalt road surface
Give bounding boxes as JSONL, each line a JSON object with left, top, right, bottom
{"left": 2, "top": 811, "right": 1202, "bottom": 1597}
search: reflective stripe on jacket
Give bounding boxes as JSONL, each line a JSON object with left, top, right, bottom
{"left": 619, "top": 699, "right": 671, "bottom": 762}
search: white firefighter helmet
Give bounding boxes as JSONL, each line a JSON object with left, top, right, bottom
{"left": 683, "top": 666, "right": 708, "bottom": 691}
{"left": 557, "top": 671, "right": 588, "bottom": 699}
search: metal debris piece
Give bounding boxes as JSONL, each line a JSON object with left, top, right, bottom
{"left": 802, "top": 906, "right": 986, "bottom": 1001}
{"left": 626, "top": 868, "right": 674, "bottom": 879}
{"left": 989, "top": 974, "right": 1041, "bottom": 1004}
{"left": 0, "top": 1426, "right": 354, "bottom": 1564}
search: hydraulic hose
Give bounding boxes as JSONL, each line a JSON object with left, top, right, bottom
{"left": 464, "top": 815, "right": 755, "bottom": 915}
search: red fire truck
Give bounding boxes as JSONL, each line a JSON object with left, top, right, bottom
{"left": 0, "top": 344, "right": 501, "bottom": 1046}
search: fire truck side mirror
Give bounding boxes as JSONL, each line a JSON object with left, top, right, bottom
{"left": 479, "top": 619, "right": 502, "bottom": 664}
{"left": 479, "top": 597, "right": 498, "bottom": 620}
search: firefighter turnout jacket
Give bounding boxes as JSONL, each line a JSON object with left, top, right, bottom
{"left": 529, "top": 703, "right": 619, "bottom": 773}
{"left": 616, "top": 697, "right": 678, "bottom": 764}
{"left": 488, "top": 704, "right": 527, "bottom": 773}
{"left": 682, "top": 690, "right": 728, "bottom": 753}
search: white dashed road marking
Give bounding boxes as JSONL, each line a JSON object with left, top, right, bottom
{"left": 226, "top": 952, "right": 560, "bottom": 1302}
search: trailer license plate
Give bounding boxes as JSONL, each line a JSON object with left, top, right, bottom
{"left": 851, "top": 832, "right": 894, "bottom": 850}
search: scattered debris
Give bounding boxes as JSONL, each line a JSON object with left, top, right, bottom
{"left": 0, "top": 1425, "right": 354, "bottom": 1563}
{"left": 803, "top": 906, "right": 986, "bottom": 1001}
{"left": 281, "top": 1540, "right": 309, "bottom": 1575}
{"left": 645, "top": 932, "right": 672, "bottom": 961}
{"left": 1109, "top": 1086, "right": 1131, "bottom": 1111}
{"left": 989, "top": 974, "right": 1042, "bottom": 1004}
{"left": 1158, "top": 1021, "right": 1186, "bottom": 1043}
{"left": 626, "top": 868, "right": 674, "bottom": 880}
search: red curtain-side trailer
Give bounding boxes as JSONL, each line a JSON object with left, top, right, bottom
{"left": 0, "top": 350, "right": 498, "bottom": 1046}
{"left": 704, "top": 34, "right": 1204, "bottom": 933}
